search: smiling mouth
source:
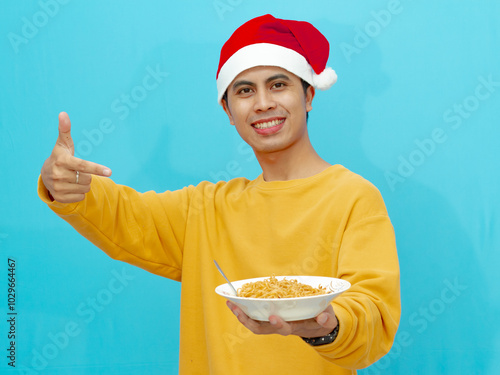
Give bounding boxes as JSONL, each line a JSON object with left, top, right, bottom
{"left": 252, "top": 118, "right": 285, "bottom": 129}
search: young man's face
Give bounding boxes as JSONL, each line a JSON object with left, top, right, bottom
{"left": 222, "top": 66, "right": 314, "bottom": 156}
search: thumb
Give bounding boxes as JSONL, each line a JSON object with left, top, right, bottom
{"left": 317, "top": 312, "right": 329, "bottom": 326}
{"left": 316, "top": 305, "right": 337, "bottom": 329}
{"left": 57, "top": 111, "right": 75, "bottom": 155}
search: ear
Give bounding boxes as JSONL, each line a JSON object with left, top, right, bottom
{"left": 305, "top": 85, "right": 315, "bottom": 113}
{"left": 221, "top": 98, "right": 235, "bottom": 126}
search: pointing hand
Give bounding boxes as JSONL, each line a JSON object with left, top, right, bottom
{"left": 41, "top": 112, "right": 112, "bottom": 203}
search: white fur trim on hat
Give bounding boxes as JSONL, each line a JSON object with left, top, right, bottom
{"left": 217, "top": 43, "right": 318, "bottom": 103}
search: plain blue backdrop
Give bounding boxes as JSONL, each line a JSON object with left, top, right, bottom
{"left": 1, "top": 1, "right": 499, "bottom": 374}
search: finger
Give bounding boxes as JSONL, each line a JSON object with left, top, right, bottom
{"left": 317, "top": 313, "right": 328, "bottom": 326}
{"left": 226, "top": 302, "right": 265, "bottom": 333}
{"left": 52, "top": 193, "right": 87, "bottom": 204}
{"left": 48, "top": 178, "right": 91, "bottom": 202}
{"left": 268, "top": 315, "right": 293, "bottom": 336}
{"left": 57, "top": 112, "right": 74, "bottom": 155}
{"left": 75, "top": 172, "right": 92, "bottom": 185}
{"left": 52, "top": 181, "right": 92, "bottom": 195}
{"left": 227, "top": 302, "right": 293, "bottom": 336}
{"left": 315, "top": 305, "right": 337, "bottom": 330}
{"left": 67, "top": 155, "right": 112, "bottom": 177}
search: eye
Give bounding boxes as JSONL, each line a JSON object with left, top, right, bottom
{"left": 272, "top": 82, "right": 286, "bottom": 89}
{"left": 237, "top": 87, "right": 253, "bottom": 95}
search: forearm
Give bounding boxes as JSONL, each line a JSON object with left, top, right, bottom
{"left": 316, "top": 279, "right": 400, "bottom": 369}
{"left": 312, "top": 216, "right": 401, "bottom": 369}
{"left": 38, "top": 175, "right": 185, "bottom": 280}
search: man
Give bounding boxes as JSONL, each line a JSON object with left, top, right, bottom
{"left": 39, "top": 14, "right": 400, "bottom": 374}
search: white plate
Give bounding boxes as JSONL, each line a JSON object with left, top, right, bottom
{"left": 215, "top": 276, "right": 350, "bottom": 321}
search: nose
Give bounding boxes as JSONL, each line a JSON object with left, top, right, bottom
{"left": 253, "top": 89, "right": 276, "bottom": 112}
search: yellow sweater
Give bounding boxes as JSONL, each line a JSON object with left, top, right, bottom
{"left": 38, "top": 165, "right": 400, "bottom": 374}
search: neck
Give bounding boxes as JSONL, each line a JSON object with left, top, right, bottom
{"left": 255, "top": 140, "right": 331, "bottom": 181}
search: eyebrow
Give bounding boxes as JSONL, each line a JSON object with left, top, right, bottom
{"left": 231, "top": 73, "right": 292, "bottom": 92}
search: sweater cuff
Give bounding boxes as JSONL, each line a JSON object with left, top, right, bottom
{"left": 312, "top": 302, "right": 352, "bottom": 355}
{"left": 37, "top": 175, "right": 81, "bottom": 214}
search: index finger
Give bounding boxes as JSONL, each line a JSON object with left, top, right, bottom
{"left": 57, "top": 112, "right": 74, "bottom": 154}
{"left": 67, "top": 155, "right": 112, "bottom": 177}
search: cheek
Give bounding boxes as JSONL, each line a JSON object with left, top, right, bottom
{"left": 285, "top": 93, "right": 306, "bottom": 111}
{"left": 228, "top": 104, "right": 249, "bottom": 125}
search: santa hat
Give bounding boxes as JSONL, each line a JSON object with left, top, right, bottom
{"left": 216, "top": 14, "right": 337, "bottom": 103}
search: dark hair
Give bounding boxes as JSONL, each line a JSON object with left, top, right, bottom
{"left": 300, "top": 78, "right": 311, "bottom": 96}
{"left": 222, "top": 78, "right": 311, "bottom": 121}
{"left": 301, "top": 79, "right": 311, "bottom": 122}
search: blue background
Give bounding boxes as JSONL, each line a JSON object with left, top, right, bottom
{"left": 1, "top": 1, "right": 499, "bottom": 374}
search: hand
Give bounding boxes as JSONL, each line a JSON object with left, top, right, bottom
{"left": 227, "top": 301, "right": 338, "bottom": 338}
{"left": 41, "top": 112, "right": 112, "bottom": 203}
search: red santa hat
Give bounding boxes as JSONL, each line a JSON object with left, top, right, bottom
{"left": 216, "top": 14, "right": 337, "bottom": 103}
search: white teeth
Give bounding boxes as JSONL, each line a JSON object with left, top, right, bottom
{"left": 253, "top": 119, "right": 284, "bottom": 129}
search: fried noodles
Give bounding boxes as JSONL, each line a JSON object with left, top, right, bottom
{"left": 237, "top": 276, "right": 328, "bottom": 298}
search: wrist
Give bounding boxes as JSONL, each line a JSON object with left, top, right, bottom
{"left": 301, "top": 322, "right": 339, "bottom": 346}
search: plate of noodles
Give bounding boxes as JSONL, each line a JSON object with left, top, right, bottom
{"left": 215, "top": 275, "right": 350, "bottom": 322}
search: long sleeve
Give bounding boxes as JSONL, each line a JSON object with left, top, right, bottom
{"left": 38, "top": 175, "right": 192, "bottom": 281}
{"left": 314, "top": 184, "right": 401, "bottom": 369}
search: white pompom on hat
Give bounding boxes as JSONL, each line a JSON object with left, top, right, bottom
{"left": 216, "top": 14, "right": 337, "bottom": 103}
